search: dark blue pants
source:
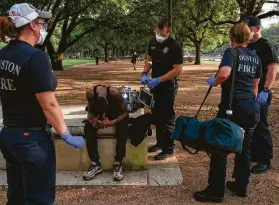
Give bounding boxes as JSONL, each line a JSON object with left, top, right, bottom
{"left": 251, "top": 104, "right": 273, "bottom": 164}
{"left": 0, "top": 128, "right": 56, "bottom": 205}
{"left": 207, "top": 100, "right": 260, "bottom": 196}
{"left": 151, "top": 84, "right": 178, "bottom": 153}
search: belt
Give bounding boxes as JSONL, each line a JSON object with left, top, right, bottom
{"left": 234, "top": 97, "right": 255, "bottom": 102}
{"left": 3, "top": 125, "right": 49, "bottom": 131}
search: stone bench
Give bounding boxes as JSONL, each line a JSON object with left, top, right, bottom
{"left": 0, "top": 107, "right": 148, "bottom": 171}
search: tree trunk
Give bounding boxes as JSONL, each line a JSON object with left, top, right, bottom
{"left": 194, "top": 43, "right": 201, "bottom": 65}
{"left": 46, "top": 41, "right": 63, "bottom": 70}
{"left": 53, "top": 53, "right": 64, "bottom": 70}
{"left": 104, "top": 43, "right": 109, "bottom": 62}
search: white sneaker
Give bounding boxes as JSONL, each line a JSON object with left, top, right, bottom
{"left": 113, "top": 161, "right": 124, "bottom": 181}
{"left": 83, "top": 162, "right": 102, "bottom": 180}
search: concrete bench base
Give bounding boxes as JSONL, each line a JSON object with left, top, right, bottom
{"left": 0, "top": 138, "right": 148, "bottom": 171}
{"left": 56, "top": 138, "right": 148, "bottom": 171}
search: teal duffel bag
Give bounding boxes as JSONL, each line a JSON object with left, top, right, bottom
{"left": 171, "top": 116, "right": 245, "bottom": 155}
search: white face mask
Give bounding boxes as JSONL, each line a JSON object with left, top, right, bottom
{"left": 249, "top": 31, "right": 255, "bottom": 41}
{"left": 36, "top": 28, "right": 48, "bottom": 45}
{"left": 156, "top": 33, "right": 167, "bottom": 43}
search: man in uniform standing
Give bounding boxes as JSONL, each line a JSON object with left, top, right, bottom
{"left": 141, "top": 18, "right": 183, "bottom": 160}
{"left": 245, "top": 16, "right": 279, "bottom": 174}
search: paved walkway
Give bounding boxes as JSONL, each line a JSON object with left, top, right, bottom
{"left": 0, "top": 105, "right": 183, "bottom": 187}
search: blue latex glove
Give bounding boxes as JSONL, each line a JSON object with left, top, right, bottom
{"left": 61, "top": 130, "right": 84, "bottom": 148}
{"left": 147, "top": 77, "right": 160, "bottom": 88}
{"left": 206, "top": 76, "right": 216, "bottom": 87}
{"left": 141, "top": 74, "right": 149, "bottom": 85}
{"left": 257, "top": 91, "right": 269, "bottom": 105}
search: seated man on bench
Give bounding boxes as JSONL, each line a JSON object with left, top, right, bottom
{"left": 83, "top": 85, "right": 129, "bottom": 181}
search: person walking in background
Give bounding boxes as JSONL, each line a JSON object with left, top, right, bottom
{"left": 95, "top": 55, "right": 99, "bottom": 65}
{"left": 131, "top": 52, "right": 138, "bottom": 70}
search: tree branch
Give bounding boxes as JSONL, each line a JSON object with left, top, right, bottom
{"left": 67, "top": 27, "right": 96, "bottom": 48}
{"left": 201, "top": 41, "right": 227, "bottom": 54}
{"left": 210, "top": 19, "right": 239, "bottom": 25}
{"left": 258, "top": 10, "right": 279, "bottom": 19}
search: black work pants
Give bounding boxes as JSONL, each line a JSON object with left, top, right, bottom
{"left": 85, "top": 117, "right": 129, "bottom": 163}
{"left": 151, "top": 84, "right": 178, "bottom": 153}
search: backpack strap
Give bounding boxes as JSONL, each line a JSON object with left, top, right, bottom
{"left": 228, "top": 48, "right": 240, "bottom": 111}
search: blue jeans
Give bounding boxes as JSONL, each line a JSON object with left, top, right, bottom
{"left": 0, "top": 128, "right": 56, "bottom": 205}
{"left": 207, "top": 100, "right": 260, "bottom": 196}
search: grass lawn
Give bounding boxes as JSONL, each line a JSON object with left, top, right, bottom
{"left": 62, "top": 58, "right": 95, "bottom": 68}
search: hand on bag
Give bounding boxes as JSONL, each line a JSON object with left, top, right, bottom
{"left": 141, "top": 74, "right": 149, "bottom": 85}
{"left": 257, "top": 91, "right": 269, "bottom": 105}
{"left": 61, "top": 130, "right": 84, "bottom": 148}
{"left": 147, "top": 77, "right": 160, "bottom": 88}
{"left": 206, "top": 76, "right": 216, "bottom": 87}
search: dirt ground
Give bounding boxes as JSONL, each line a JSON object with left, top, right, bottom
{"left": 1, "top": 61, "right": 279, "bottom": 205}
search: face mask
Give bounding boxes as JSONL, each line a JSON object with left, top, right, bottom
{"left": 249, "top": 31, "right": 255, "bottom": 41}
{"left": 36, "top": 28, "right": 48, "bottom": 45}
{"left": 156, "top": 33, "right": 167, "bottom": 43}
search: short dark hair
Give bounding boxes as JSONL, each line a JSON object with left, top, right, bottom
{"left": 157, "top": 18, "right": 171, "bottom": 29}
{"left": 244, "top": 16, "right": 261, "bottom": 27}
{"left": 91, "top": 97, "right": 107, "bottom": 119}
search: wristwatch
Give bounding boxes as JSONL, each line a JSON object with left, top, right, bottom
{"left": 263, "top": 87, "right": 271, "bottom": 92}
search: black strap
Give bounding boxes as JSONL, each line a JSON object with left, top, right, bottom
{"left": 229, "top": 48, "right": 239, "bottom": 110}
{"left": 93, "top": 85, "right": 104, "bottom": 100}
{"left": 180, "top": 143, "right": 199, "bottom": 155}
{"left": 179, "top": 124, "right": 199, "bottom": 154}
{"left": 195, "top": 48, "right": 239, "bottom": 119}
{"left": 106, "top": 87, "right": 111, "bottom": 100}
{"left": 195, "top": 69, "right": 220, "bottom": 118}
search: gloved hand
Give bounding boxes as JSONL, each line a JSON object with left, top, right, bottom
{"left": 141, "top": 73, "right": 149, "bottom": 85}
{"left": 61, "top": 130, "right": 84, "bottom": 148}
{"left": 147, "top": 77, "right": 160, "bottom": 88}
{"left": 257, "top": 91, "right": 269, "bottom": 105}
{"left": 206, "top": 76, "right": 216, "bottom": 87}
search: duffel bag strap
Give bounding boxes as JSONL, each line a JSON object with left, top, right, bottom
{"left": 180, "top": 143, "right": 199, "bottom": 155}
{"left": 179, "top": 124, "right": 199, "bottom": 155}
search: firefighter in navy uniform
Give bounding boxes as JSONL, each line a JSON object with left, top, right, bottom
{"left": 141, "top": 18, "right": 183, "bottom": 160}
{"left": 244, "top": 16, "right": 279, "bottom": 174}
{"left": 194, "top": 22, "right": 262, "bottom": 203}
{"left": 0, "top": 3, "right": 84, "bottom": 205}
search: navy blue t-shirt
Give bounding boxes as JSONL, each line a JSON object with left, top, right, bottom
{"left": 219, "top": 47, "right": 262, "bottom": 103}
{"left": 0, "top": 40, "right": 57, "bottom": 127}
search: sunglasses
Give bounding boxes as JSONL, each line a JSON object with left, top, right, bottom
{"left": 33, "top": 21, "right": 49, "bottom": 30}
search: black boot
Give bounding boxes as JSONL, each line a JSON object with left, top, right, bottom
{"left": 154, "top": 150, "right": 174, "bottom": 160}
{"left": 194, "top": 187, "right": 224, "bottom": 203}
{"left": 251, "top": 162, "right": 271, "bottom": 174}
{"left": 148, "top": 144, "right": 162, "bottom": 153}
{"left": 226, "top": 181, "right": 247, "bottom": 197}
